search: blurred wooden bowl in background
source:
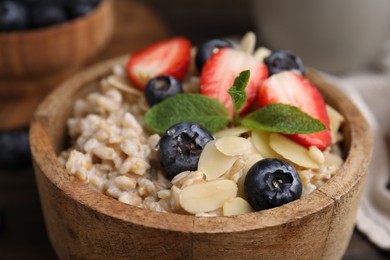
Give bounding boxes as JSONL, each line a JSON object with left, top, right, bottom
{"left": 0, "top": 0, "right": 114, "bottom": 96}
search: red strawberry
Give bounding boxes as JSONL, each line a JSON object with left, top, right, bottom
{"left": 127, "top": 37, "right": 191, "bottom": 90}
{"left": 258, "top": 71, "right": 331, "bottom": 151}
{"left": 200, "top": 48, "right": 268, "bottom": 115}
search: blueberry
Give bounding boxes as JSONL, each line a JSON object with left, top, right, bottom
{"left": 157, "top": 122, "right": 214, "bottom": 180}
{"left": 245, "top": 158, "right": 302, "bottom": 211}
{"left": 265, "top": 50, "right": 305, "bottom": 76}
{"left": 0, "top": 127, "right": 31, "bottom": 170}
{"left": 67, "top": 0, "right": 101, "bottom": 18}
{"left": 30, "top": 3, "right": 68, "bottom": 28}
{"left": 195, "top": 38, "right": 234, "bottom": 71}
{"left": 144, "top": 75, "right": 183, "bottom": 106}
{"left": 0, "top": 1, "right": 28, "bottom": 32}
{"left": 23, "top": 0, "right": 42, "bottom": 5}
{"left": 24, "top": 0, "right": 66, "bottom": 5}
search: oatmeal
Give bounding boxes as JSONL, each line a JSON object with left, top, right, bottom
{"left": 59, "top": 32, "right": 345, "bottom": 216}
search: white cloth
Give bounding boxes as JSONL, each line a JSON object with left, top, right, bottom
{"left": 322, "top": 64, "right": 390, "bottom": 250}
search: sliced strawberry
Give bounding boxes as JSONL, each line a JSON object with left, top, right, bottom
{"left": 127, "top": 37, "right": 191, "bottom": 90}
{"left": 200, "top": 48, "right": 268, "bottom": 115}
{"left": 258, "top": 71, "right": 331, "bottom": 151}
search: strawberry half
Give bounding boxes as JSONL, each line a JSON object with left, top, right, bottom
{"left": 200, "top": 48, "right": 268, "bottom": 115}
{"left": 258, "top": 71, "right": 331, "bottom": 151}
{"left": 127, "top": 37, "right": 191, "bottom": 90}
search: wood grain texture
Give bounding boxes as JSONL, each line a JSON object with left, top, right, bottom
{"left": 0, "top": 0, "right": 114, "bottom": 79}
{"left": 0, "top": 0, "right": 169, "bottom": 130}
{"left": 0, "top": 3, "right": 169, "bottom": 258}
{"left": 309, "top": 70, "right": 373, "bottom": 260}
{"left": 30, "top": 57, "right": 372, "bottom": 259}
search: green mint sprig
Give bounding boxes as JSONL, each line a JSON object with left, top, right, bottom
{"left": 241, "top": 103, "right": 326, "bottom": 134}
{"left": 228, "top": 70, "right": 249, "bottom": 125}
{"left": 144, "top": 71, "right": 326, "bottom": 134}
{"left": 144, "top": 93, "right": 230, "bottom": 134}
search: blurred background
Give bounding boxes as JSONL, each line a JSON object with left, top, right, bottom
{"left": 140, "top": 0, "right": 254, "bottom": 45}
{"left": 1, "top": 0, "right": 390, "bottom": 258}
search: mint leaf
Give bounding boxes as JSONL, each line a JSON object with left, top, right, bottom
{"left": 144, "top": 93, "right": 231, "bottom": 134}
{"left": 228, "top": 70, "right": 250, "bottom": 125}
{"left": 228, "top": 70, "right": 250, "bottom": 112}
{"left": 241, "top": 103, "right": 326, "bottom": 134}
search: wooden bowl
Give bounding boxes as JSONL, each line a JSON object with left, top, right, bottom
{"left": 0, "top": 0, "right": 113, "bottom": 79}
{"left": 30, "top": 55, "right": 372, "bottom": 259}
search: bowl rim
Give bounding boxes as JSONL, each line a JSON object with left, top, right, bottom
{"left": 30, "top": 55, "right": 372, "bottom": 234}
{"left": 0, "top": 0, "right": 112, "bottom": 37}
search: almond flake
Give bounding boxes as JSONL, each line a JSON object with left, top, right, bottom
{"left": 326, "top": 105, "right": 345, "bottom": 143}
{"left": 308, "top": 146, "right": 325, "bottom": 165}
{"left": 223, "top": 197, "right": 253, "bottom": 216}
{"left": 198, "top": 141, "right": 237, "bottom": 180}
{"left": 214, "top": 126, "right": 248, "bottom": 139}
{"left": 243, "top": 153, "right": 264, "bottom": 175}
{"left": 107, "top": 75, "right": 142, "bottom": 96}
{"left": 251, "top": 130, "right": 279, "bottom": 158}
{"left": 269, "top": 133, "right": 320, "bottom": 169}
{"left": 323, "top": 150, "right": 343, "bottom": 168}
{"left": 253, "top": 47, "right": 272, "bottom": 61}
{"left": 237, "top": 153, "right": 263, "bottom": 198}
{"left": 239, "top": 31, "right": 256, "bottom": 54}
{"left": 215, "top": 136, "right": 251, "bottom": 156}
{"left": 243, "top": 137, "right": 260, "bottom": 158}
{"left": 180, "top": 180, "right": 238, "bottom": 214}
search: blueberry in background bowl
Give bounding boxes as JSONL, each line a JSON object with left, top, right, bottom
{"left": 0, "top": 0, "right": 28, "bottom": 31}
{"left": 67, "top": 0, "right": 102, "bottom": 18}
{"left": 0, "top": 0, "right": 113, "bottom": 82}
{"left": 0, "top": 0, "right": 103, "bottom": 32}
{"left": 0, "top": 127, "right": 31, "bottom": 170}
{"left": 30, "top": 2, "right": 69, "bottom": 29}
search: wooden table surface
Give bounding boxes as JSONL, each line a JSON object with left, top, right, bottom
{"left": 1, "top": 0, "right": 390, "bottom": 259}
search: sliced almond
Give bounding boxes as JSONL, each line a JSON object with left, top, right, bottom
{"left": 198, "top": 141, "right": 237, "bottom": 180}
{"left": 326, "top": 105, "right": 345, "bottom": 143}
{"left": 269, "top": 133, "right": 320, "bottom": 169}
{"left": 243, "top": 153, "right": 264, "bottom": 175}
{"left": 215, "top": 136, "right": 251, "bottom": 156}
{"left": 323, "top": 150, "right": 343, "bottom": 168}
{"left": 243, "top": 137, "right": 260, "bottom": 158}
{"left": 253, "top": 46, "right": 272, "bottom": 61}
{"left": 251, "top": 130, "right": 279, "bottom": 158}
{"left": 308, "top": 146, "right": 325, "bottom": 165}
{"left": 107, "top": 75, "right": 142, "bottom": 96}
{"left": 223, "top": 197, "right": 254, "bottom": 216}
{"left": 237, "top": 153, "right": 263, "bottom": 198}
{"left": 214, "top": 126, "right": 248, "bottom": 139}
{"left": 112, "top": 64, "right": 126, "bottom": 76}
{"left": 239, "top": 31, "right": 256, "bottom": 54}
{"left": 221, "top": 157, "right": 245, "bottom": 183}
{"left": 171, "top": 170, "right": 205, "bottom": 189}
{"left": 180, "top": 180, "right": 238, "bottom": 214}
